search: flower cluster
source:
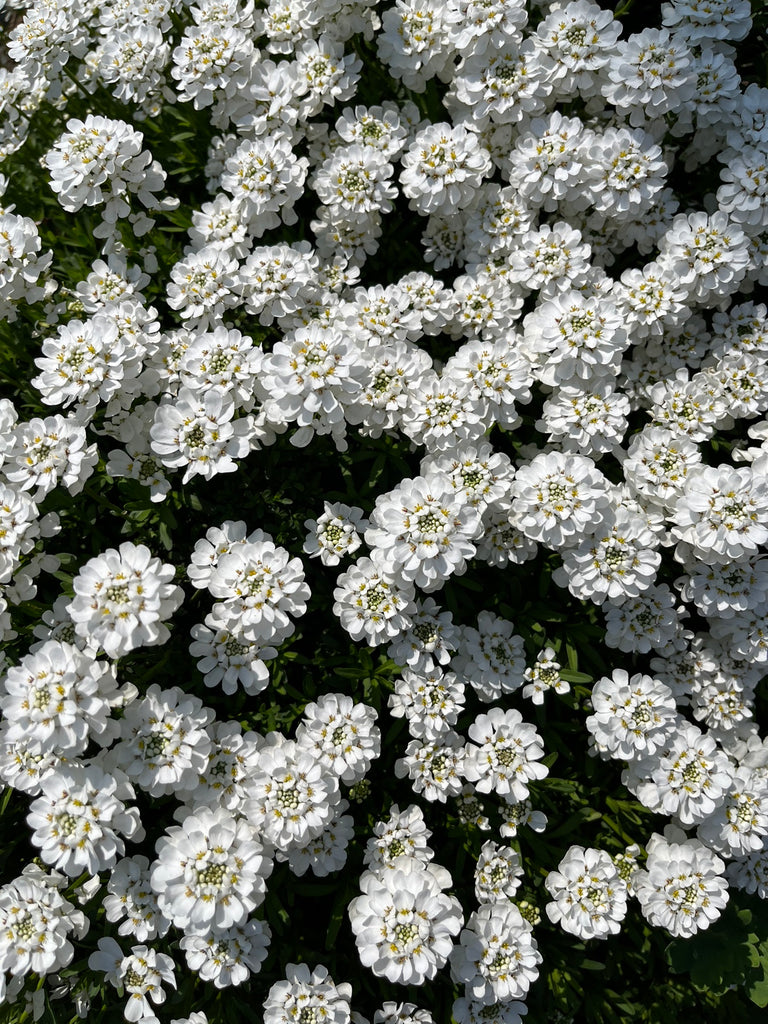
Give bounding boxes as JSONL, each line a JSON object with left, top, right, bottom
{"left": 2, "top": 0, "right": 768, "bottom": 1022}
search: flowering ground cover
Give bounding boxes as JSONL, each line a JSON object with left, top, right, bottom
{"left": 2, "top": 0, "right": 768, "bottom": 1021}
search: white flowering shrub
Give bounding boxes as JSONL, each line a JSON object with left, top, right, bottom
{"left": 2, "top": 1, "right": 768, "bottom": 1022}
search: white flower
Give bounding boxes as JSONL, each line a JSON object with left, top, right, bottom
{"left": 602, "top": 28, "right": 696, "bottom": 127}
{"left": 400, "top": 373, "right": 488, "bottom": 453}
{"left": 192, "top": 720, "right": 262, "bottom": 813}
{"left": 294, "top": 35, "right": 361, "bottom": 117}
{"left": 585, "top": 126, "right": 668, "bottom": 223}
{"left": 586, "top": 670, "right": 679, "bottom": 762}
{"left": 554, "top": 507, "right": 662, "bottom": 605}
{"left": 671, "top": 462, "right": 768, "bottom": 563}
{"left": 286, "top": 800, "right": 355, "bottom": 878}
{"left": 420, "top": 444, "right": 513, "bottom": 515}
{"left": 189, "top": 619, "right": 276, "bottom": 696}
{"left": 27, "top": 764, "right": 143, "bottom": 877}
{"left": 346, "top": 340, "right": 432, "bottom": 439}
{"left": 186, "top": 519, "right": 257, "bottom": 591}
{"left": 385, "top": 597, "right": 458, "bottom": 674}
{"left": 363, "top": 804, "right": 434, "bottom": 872}
{"left": 177, "top": 327, "right": 260, "bottom": 406}
{"left": 313, "top": 144, "right": 397, "bottom": 219}
{"left": 522, "top": 647, "right": 569, "bottom": 705}
{"left": 303, "top": 502, "right": 366, "bottom": 566}
{"left": 105, "top": 684, "right": 213, "bottom": 798}
{"left": 103, "top": 856, "right": 171, "bottom": 943}
{"left": 333, "top": 554, "right": 416, "bottom": 646}
{"left": 697, "top": 768, "right": 768, "bottom": 858}
{"left": 0, "top": 640, "right": 124, "bottom": 755}
{"left": 464, "top": 708, "right": 548, "bottom": 803}
{"left": 258, "top": 323, "right": 365, "bottom": 452}
{"left": 0, "top": 482, "right": 39, "bottom": 585}
{"left": 165, "top": 246, "right": 239, "bottom": 327}
{"left": 395, "top": 732, "right": 466, "bottom": 803}
{"left": 603, "top": 584, "right": 689, "bottom": 657}
{"left": 377, "top": 0, "right": 460, "bottom": 92}
{"left": 726, "top": 849, "right": 768, "bottom": 898}
{"left": 443, "top": 339, "right": 532, "bottom": 430}
{"left": 545, "top": 846, "right": 628, "bottom": 940}
{"left": 44, "top": 115, "right": 170, "bottom": 221}
{"left": 499, "top": 798, "right": 548, "bottom": 838}
{"left": 474, "top": 841, "right": 523, "bottom": 903}
{"left": 452, "top": 995, "right": 528, "bottom": 1024}
{"left": 448, "top": 40, "right": 550, "bottom": 127}
{"left": 334, "top": 102, "right": 412, "bottom": 159}
{"left": 454, "top": 611, "right": 527, "bottom": 703}
{"left": 508, "top": 220, "right": 592, "bottom": 296}
{"left": 510, "top": 451, "right": 610, "bottom": 550}
{"left": 449, "top": 901, "right": 541, "bottom": 1005}
{"left": 239, "top": 242, "right": 319, "bottom": 326}
{"left": 180, "top": 918, "right": 270, "bottom": 988}
{"left": 522, "top": 289, "right": 629, "bottom": 387}
{"left": 263, "top": 963, "right": 351, "bottom": 1024}
{"left": 3, "top": 415, "right": 97, "bottom": 500}
{"left": 629, "top": 723, "right": 734, "bottom": 825}
{"left": 388, "top": 667, "right": 466, "bottom": 741}
{"left": 208, "top": 537, "right": 310, "bottom": 645}
{"left": 67, "top": 543, "right": 183, "bottom": 658}
{"left": 663, "top": 0, "right": 753, "bottom": 44}
{"left": 365, "top": 474, "right": 483, "bottom": 593}
{"left": 374, "top": 1002, "right": 435, "bottom": 1024}
{"left": 32, "top": 315, "right": 139, "bottom": 416}
{"left": 295, "top": 693, "right": 381, "bottom": 785}
{"left": 658, "top": 210, "right": 750, "bottom": 305}
{"left": 88, "top": 937, "right": 176, "bottom": 1023}
{"left": 532, "top": 1, "right": 621, "bottom": 100}
{"left": 505, "top": 111, "right": 592, "bottom": 213}
{"left": 170, "top": 23, "right": 254, "bottom": 110}
{"left": 150, "top": 806, "right": 272, "bottom": 931}
{"left": 221, "top": 134, "right": 308, "bottom": 236}
{"left": 348, "top": 857, "right": 463, "bottom": 985}
{"left": 622, "top": 426, "right": 702, "bottom": 512}
{"left": 634, "top": 831, "right": 728, "bottom": 937}
{"left": 0, "top": 871, "right": 87, "bottom": 978}
{"left": 400, "top": 123, "right": 491, "bottom": 216}
{"left": 717, "top": 146, "right": 768, "bottom": 235}
{"left": 244, "top": 735, "right": 340, "bottom": 853}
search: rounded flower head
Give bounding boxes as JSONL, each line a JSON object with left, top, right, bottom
{"left": 0, "top": 640, "right": 124, "bottom": 756}
{"left": 545, "top": 846, "right": 628, "bottom": 940}
{"left": 105, "top": 684, "right": 214, "bottom": 799}
{"left": 586, "top": 670, "right": 680, "bottom": 762}
{"left": 634, "top": 831, "right": 728, "bottom": 937}
{"left": 629, "top": 723, "right": 734, "bottom": 825}
{"left": 365, "top": 474, "right": 483, "bottom": 593}
{"left": 333, "top": 553, "right": 416, "bottom": 646}
{"left": 671, "top": 462, "right": 768, "bottom": 564}
{"left": 208, "top": 537, "right": 310, "bottom": 644}
{"left": 510, "top": 451, "right": 610, "bottom": 550}
{"left": 263, "top": 963, "right": 351, "bottom": 1024}
{"left": 0, "top": 870, "right": 87, "bottom": 978}
{"left": 348, "top": 857, "right": 464, "bottom": 985}
{"left": 67, "top": 543, "right": 183, "bottom": 658}
{"left": 449, "top": 901, "right": 541, "bottom": 1005}
{"left": 464, "top": 708, "right": 548, "bottom": 803}
{"left": 244, "top": 735, "right": 340, "bottom": 853}
{"left": 400, "top": 123, "right": 492, "bottom": 216}
{"left": 27, "top": 764, "right": 142, "bottom": 877}
{"left": 295, "top": 693, "right": 381, "bottom": 785}
{"left": 150, "top": 805, "right": 272, "bottom": 931}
